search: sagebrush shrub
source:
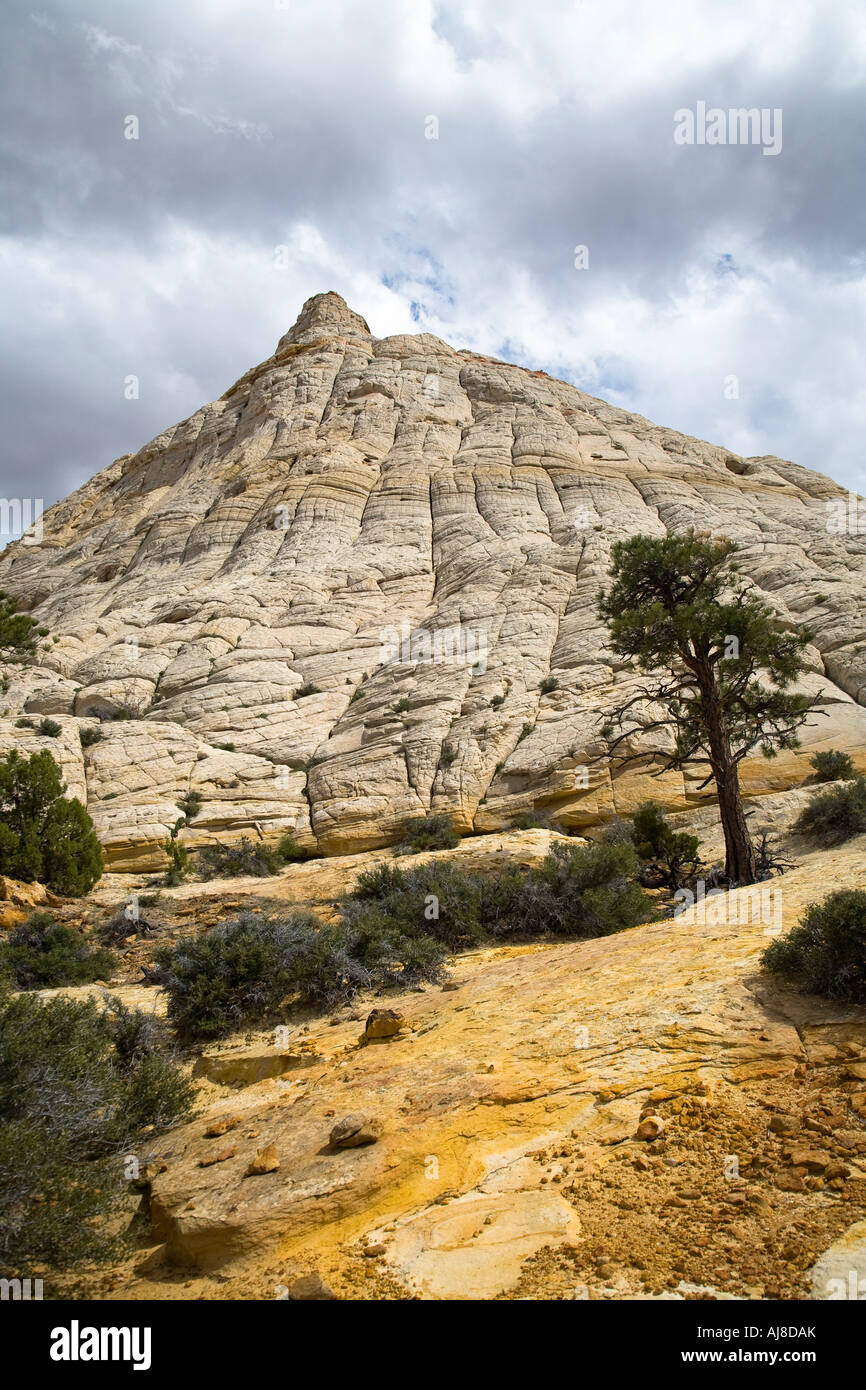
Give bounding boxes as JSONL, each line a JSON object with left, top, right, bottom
{"left": 397, "top": 814, "right": 460, "bottom": 853}
{"left": 762, "top": 889, "right": 866, "bottom": 1003}
{"left": 808, "top": 749, "right": 856, "bottom": 783}
{"left": 0, "top": 912, "right": 117, "bottom": 988}
{"left": 794, "top": 776, "right": 866, "bottom": 845}
{"left": 0, "top": 989, "right": 195, "bottom": 1268}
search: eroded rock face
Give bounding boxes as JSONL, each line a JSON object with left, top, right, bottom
{"left": 2, "top": 291, "right": 865, "bottom": 867}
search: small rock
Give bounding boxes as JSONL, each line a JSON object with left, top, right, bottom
{"left": 363, "top": 1008, "right": 404, "bottom": 1040}
{"left": 330, "top": 1113, "right": 383, "bottom": 1148}
{"left": 363, "top": 1244, "right": 387, "bottom": 1258}
{"left": 204, "top": 1116, "right": 240, "bottom": 1138}
{"left": 635, "top": 1116, "right": 666, "bottom": 1142}
{"left": 286, "top": 1273, "right": 336, "bottom": 1301}
{"left": 245, "top": 1143, "right": 280, "bottom": 1176}
{"left": 769, "top": 1114, "right": 799, "bottom": 1135}
{"left": 789, "top": 1148, "right": 832, "bottom": 1173}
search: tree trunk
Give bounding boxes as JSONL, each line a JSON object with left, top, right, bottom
{"left": 700, "top": 679, "right": 758, "bottom": 885}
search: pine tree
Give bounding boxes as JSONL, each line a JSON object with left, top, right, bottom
{"left": 598, "top": 531, "right": 818, "bottom": 884}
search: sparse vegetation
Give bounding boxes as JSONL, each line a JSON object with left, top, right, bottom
{"left": 762, "top": 889, "right": 866, "bottom": 1003}
{"left": 196, "top": 832, "right": 308, "bottom": 879}
{"left": 540, "top": 676, "right": 559, "bottom": 695}
{"left": 0, "top": 591, "right": 47, "bottom": 664}
{"left": 0, "top": 913, "right": 117, "bottom": 989}
{"left": 808, "top": 749, "right": 856, "bottom": 784}
{"left": 295, "top": 683, "right": 321, "bottom": 699}
{"left": 398, "top": 814, "right": 461, "bottom": 853}
{"left": 0, "top": 749, "right": 103, "bottom": 895}
{"left": 0, "top": 988, "right": 195, "bottom": 1268}
{"left": 509, "top": 811, "right": 549, "bottom": 830}
{"left": 157, "top": 838, "right": 655, "bottom": 1040}
{"left": 794, "top": 776, "right": 866, "bottom": 846}
{"left": 37, "top": 717, "right": 62, "bottom": 738}
{"left": 79, "top": 726, "right": 103, "bottom": 748}
{"left": 631, "top": 801, "right": 701, "bottom": 890}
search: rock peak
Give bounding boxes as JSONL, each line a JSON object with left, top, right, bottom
{"left": 278, "top": 290, "right": 371, "bottom": 352}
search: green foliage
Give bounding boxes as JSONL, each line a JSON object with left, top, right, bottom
{"left": 762, "top": 889, "right": 866, "bottom": 1003}
{"left": 197, "top": 836, "right": 283, "bottom": 879}
{"left": 809, "top": 749, "right": 856, "bottom": 783}
{"left": 159, "top": 840, "right": 655, "bottom": 1040}
{"left": 0, "top": 990, "right": 195, "bottom": 1267}
{"left": 177, "top": 790, "right": 203, "bottom": 821}
{"left": 162, "top": 837, "right": 190, "bottom": 886}
{"left": 295, "top": 683, "right": 321, "bottom": 699}
{"left": 511, "top": 840, "right": 653, "bottom": 939}
{"left": 0, "top": 591, "right": 44, "bottom": 663}
{"left": 0, "top": 912, "right": 117, "bottom": 988}
{"left": 154, "top": 912, "right": 328, "bottom": 1038}
{"left": 540, "top": 676, "right": 559, "bottom": 694}
{"left": 398, "top": 814, "right": 461, "bottom": 853}
{"left": 491, "top": 694, "right": 505, "bottom": 709}
{"left": 794, "top": 776, "right": 866, "bottom": 846}
{"left": 79, "top": 726, "right": 103, "bottom": 748}
{"left": 14, "top": 717, "right": 34, "bottom": 729}
{"left": 0, "top": 750, "right": 103, "bottom": 895}
{"left": 517, "top": 722, "right": 532, "bottom": 743}
{"left": 37, "top": 717, "right": 62, "bottom": 738}
{"left": 598, "top": 532, "right": 815, "bottom": 768}
{"left": 276, "top": 831, "right": 307, "bottom": 862}
{"left": 394, "top": 696, "right": 412, "bottom": 713}
{"left": 631, "top": 801, "right": 701, "bottom": 889}
{"left": 509, "top": 811, "right": 549, "bottom": 830}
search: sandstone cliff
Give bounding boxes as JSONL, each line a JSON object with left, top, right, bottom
{"left": 2, "top": 291, "right": 865, "bottom": 868}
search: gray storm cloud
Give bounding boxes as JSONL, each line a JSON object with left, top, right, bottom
{"left": 1, "top": 0, "right": 864, "bottom": 544}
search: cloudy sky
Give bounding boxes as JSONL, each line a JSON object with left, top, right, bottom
{"left": 1, "top": 0, "right": 865, "bottom": 544}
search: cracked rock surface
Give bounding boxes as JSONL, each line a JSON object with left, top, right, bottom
{"left": 2, "top": 290, "right": 865, "bottom": 867}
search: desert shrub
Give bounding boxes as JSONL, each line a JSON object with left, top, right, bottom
{"left": 809, "top": 749, "right": 856, "bottom": 783}
{"left": 177, "top": 790, "right": 203, "bottom": 821}
{"left": 14, "top": 717, "right": 34, "bottom": 729}
{"left": 340, "top": 861, "right": 488, "bottom": 954}
{"left": 631, "top": 801, "right": 701, "bottom": 889}
{"left": 276, "top": 832, "right": 307, "bottom": 862}
{"left": 762, "top": 889, "right": 866, "bottom": 1003}
{"left": 398, "top": 814, "right": 460, "bottom": 853}
{"left": 509, "top": 811, "right": 549, "bottom": 830}
{"left": 0, "top": 912, "right": 117, "bottom": 989}
{"left": 295, "top": 683, "right": 321, "bottom": 699}
{"left": 510, "top": 839, "right": 653, "bottom": 939}
{"left": 0, "top": 749, "right": 103, "bottom": 895}
{"left": 79, "top": 726, "right": 103, "bottom": 748}
{"left": 601, "top": 818, "right": 635, "bottom": 846}
{"left": 540, "top": 676, "right": 559, "bottom": 694}
{"left": 197, "top": 837, "right": 283, "bottom": 879}
{"left": 162, "top": 837, "right": 190, "bottom": 886}
{"left": 794, "top": 776, "right": 866, "bottom": 846}
{"left": 38, "top": 718, "right": 62, "bottom": 738}
{"left": 155, "top": 911, "right": 328, "bottom": 1038}
{"left": 0, "top": 990, "right": 195, "bottom": 1267}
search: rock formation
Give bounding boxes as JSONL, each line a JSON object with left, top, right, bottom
{"left": 1, "top": 291, "right": 865, "bottom": 868}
